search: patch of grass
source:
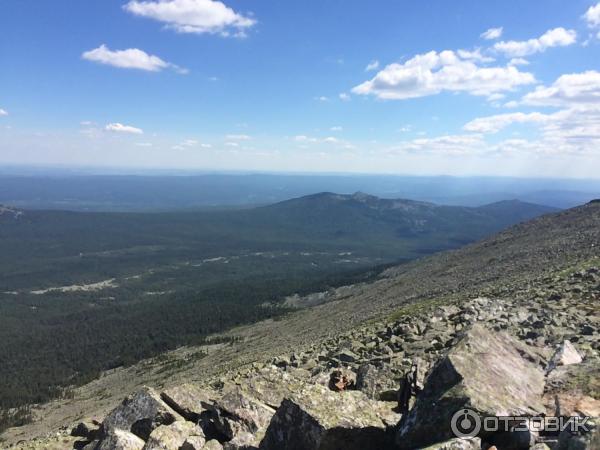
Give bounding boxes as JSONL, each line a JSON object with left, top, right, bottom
{"left": 386, "top": 296, "right": 455, "bottom": 323}
{"left": 557, "top": 256, "right": 600, "bottom": 278}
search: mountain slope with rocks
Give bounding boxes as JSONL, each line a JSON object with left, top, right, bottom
{"left": 3, "top": 201, "right": 599, "bottom": 449}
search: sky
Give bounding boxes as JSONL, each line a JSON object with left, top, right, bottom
{"left": 1, "top": 0, "right": 600, "bottom": 178}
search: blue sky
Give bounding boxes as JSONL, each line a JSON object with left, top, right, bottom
{"left": 1, "top": 0, "right": 600, "bottom": 177}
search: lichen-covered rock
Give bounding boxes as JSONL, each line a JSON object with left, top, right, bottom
{"left": 96, "top": 429, "right": 145, "bottom": 450}
{"left": 180, "top": 435, "right": 207, "bottom": 450}
{"left": 222, "top": 430, "right": 259, "bottom": 449}
{"left": 545, "top": 360, "right": 600, "bottom": 400}
{"left": 396, "top": 324, "right": 545, "bottom": 449}
{"left": 210, "top": 388, "right": 274, "bottom": 444}
{"left": 355, "top": 364, "right": 398, "bottom": 401}
{"left": 102, "top": 387, "right": 183, "bottom": 441}
{"left": 161, "top": 384, "right": 216, "bottom": 422}
{"left": 202, "top": 439, "right": 224, "bottom": 450}
{"left": 143, "top": 421, "right": 205, "bottom": 450}
{"left": 421, "top": 437, "right": 481, "bottom": 449}
{"left": 259, "top": 383, "right": 399, "bottom": 450}
{"left": 235, "top": 365, "right": 308, "bottom": 409}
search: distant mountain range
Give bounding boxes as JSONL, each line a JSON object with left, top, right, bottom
{"left": 1, "top": 172, "right": 598, "bottom": 210}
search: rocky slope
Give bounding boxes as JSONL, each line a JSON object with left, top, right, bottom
{"left": 3, "top": 201, "right": 599, "bottom": 449}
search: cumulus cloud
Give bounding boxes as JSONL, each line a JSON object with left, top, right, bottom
{"left": 522, "top": 70, "right": 600, "bottom": 107}
{"left": 124, "top": 0, "right": 256, "bottom": 37}
{"left": 105, "top": 123, "right": 143, "bottom": 134}
{"left": 352, "top": 50, "right": 535, "bottom": 100}
{"left": 82, "top": 45, "right": 187, "bottom": 73}
{"left": 456, "top": 48, "right": 495, "bottom": 63}
{"left": 481, "top": 27, "right": 503, "bottom": 40}
{"left": 584, "top": 2, "right": 600, "bottom": 28}
{"left": 365, "top": 60, "right": 380, "bottom": 71}
{"left": 0, "top": 109, "right": 7, "bottom": 116}
{"left": 493, "top": 27, "right": 577, "bottom": 57}
{"left": 462, "top": 104, "right": 600, "bottom": 157}
{"left": 464, "top": 112, "right": 552, "bottom": 133}
{"left": 509, "top": 58, "right": 529, "bottom": 66}
{"left": 388, "top": 134, "right": 486, "bottom": 156}
{"left": 330, "top": 126, "right": 343, "bottom": 131}
{"left": 339, "top": 93, "right": 351, "bottom": 101}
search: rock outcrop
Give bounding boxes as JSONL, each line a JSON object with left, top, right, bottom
{"left": 396, "top": 325, "right": 546, "bottom": 448}
{"left": 259, "top": 383, "right": 399, "bottom": 450}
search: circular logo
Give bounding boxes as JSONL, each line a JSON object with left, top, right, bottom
{"left": 451, "top": 408, "right": 481, "bottom": 438}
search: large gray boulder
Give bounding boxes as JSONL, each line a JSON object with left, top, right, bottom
{"left": 259, "top": 383, "right": 399, "bottom": 450}
{"left": 161, "top": 383, "right": 216, "bottom": 422}
{"left": 143, "top": 421, "right": 205, "bottom": 450}
{"left": 102, "top": 387, "right": 183, "bottom": 441}
{"left": 210, "top": 387, "right": 275, "bottom": 447}
{"left": 96, "top": 429, "right": 145, "bottom": 450}
{"left": 355, "top": 364, "right": 398, "bottom": 401}
{"left": 396, "top": 324, "right": 545, "bottom": 449}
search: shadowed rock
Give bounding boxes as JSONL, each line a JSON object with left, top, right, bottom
{"left": 102, "top": 387, "right": 182, "bottom": 441}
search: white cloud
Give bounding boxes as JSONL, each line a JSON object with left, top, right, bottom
{"left": 493, "top": 27, "right": 577, "bottom": 57}
{"left": 135, "top": 142, "right": 153, "bottom": 147}
{"left": 124, "top": 0, "right": 256, "bottom": 37}
{"left": 294, "top": 135, "right": 319, "bottom": 143}
{"left": 82, "top": 45, "right": 187, "bottom": 73}
{"left": 462, "top": 105, "right": 600, "bottom": 157}
{"left": 323, "top": 136, "right": 339, "bottom": 143}
{"left": 487, "top": 93, "right": 506, "bottom": 102}
{"left": 315, "top": 96, "right": 329, "bottom": 102}
{"left": 330, "top": 126, "right": 343, "bottom": 131}
{"left": 522, "top": 70, "right": 600, "bottom": 107}
{"left": 365, "top": 60, "right": 380, "bottom": 71}
{"left": 225, "top": 134, "right": 251, "bottom": 140}
{"left": 352, "top": 50, "right": 535, "bottom": 100}
{"left": 339, "top": 93, "right": 351, "bottom": 101}
{"left": 463, "top": 112, "right": 551, "bottom": 133}
{"left": 456, "top": 48, "right": 495, "bottom": 63}
{"left": 509, "top": 58, "right": 529, "bottom": 66}
{"left": 481, "top": 27, "right": 503, "bottom": 40}
{"left": 584, "top": 2, "right": 600, "bottom": 28}
{"left": 0, "top": 109, "right": 8, "bottom": 116}
{"left": 105, "top": 123, "right": 143, "bottom": 134}
{"left": 388, "top": 134, "right": 485, "bottom": 156}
